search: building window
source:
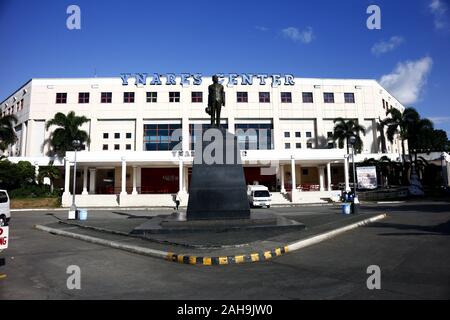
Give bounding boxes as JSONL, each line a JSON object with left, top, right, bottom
{"left": 306, "top": 131, "right": 312, "bottom": 138}
{"left": 295, "top": 132, "right": 301, "bottom": 138}
{"left": 302, "top": 169, "right": 309, "bottom": 175}
{"left": 169, "top": 92, "right": 180, "bottom": 103}
{"left": 191, "top": 92, "right": 203, "bottom": 103}
{"left": 144, "top": 123, "right": 182, "bottom": 151}
{"left": 382, "top": 99, "right": 386, "bottom": 109}
{"left": 306, "top": 142, "right": 313, "bottom": 148}
{"left": 281, "top": 92, "right": 292, "bottom": 103}
{"left": 20, "top": 99, "right": 24, "bottom": 110}
{"left": 328, "top": 142, "right": 334, "bottom": 148}
{"left": 323, "top": 92, "right": 334, "bottom": 103}
{"left": 103, "top": 133, "right": 109, "bottom": 139}
{"left": 259, "top": 92, "right": 270, "bottom": 103}
{"left": 296, "top": 143, "right": 302, "bottom": 149}
{"left": 285, "top": 143, "right": 291, "bottom": 149}
{"left": 284, "top": 132, "right": 290, "bottom": 138}
{"left": 302, "top": 92, "right": 313, "bottom": 103}
{"left": 327, "top": 131, "right": 333, "bottom": 138}
{"left": 101, "top": 92, "right": 112, "bottom": 103}
{"left": 56, "top": 93, "right": 67, "bottom": 104}
{"left": 114, "top": 144, "right": 120, "bottom": 150}
{"left": 114, "top": 133, "right": 120, "bottom": 139}
{"left": 237, "top": 91, "right": 248, "bottom": 103}
{"left": 344, "top": 93, "right": 355, "bottom": 103}
{"left": 146, "top": 92, "right": 157, "bottom": 103}
{"left": 126, "top": 132, "right": 132, "bottom": 139}
{"left": 102, "top": 144, "right": 108, "bottom": 150}
{"left": 126, "top": 144, "right": 131, "bottom": 150}
{"left": 123, "top": 92, "right": 135, "bottom": 103}
{"left": 78, "top": 92, "right": 90, "bottom": 104}
{"left": 235, "top": 123, "right": 274, "bottom": 150}
{"left": 189, "top": 123, "right": 229, "bottom": 150}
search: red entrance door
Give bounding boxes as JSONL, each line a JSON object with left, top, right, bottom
{"left": 141, "top": 168, "right": 179, "bottom": 194}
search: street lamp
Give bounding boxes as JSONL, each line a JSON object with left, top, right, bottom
{"left": 70, "top": 140, "right": 81, "bottom": 215}
{"left": 348, "top": 135, "right": 359, "bottom": 214}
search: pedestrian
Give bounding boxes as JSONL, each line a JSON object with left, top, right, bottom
{"left": 175, "top": 193, "right": 181, "bottom": 211}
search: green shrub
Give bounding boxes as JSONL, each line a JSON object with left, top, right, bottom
{"left": 9, "top": 184, "right": 59, "bottom": 199}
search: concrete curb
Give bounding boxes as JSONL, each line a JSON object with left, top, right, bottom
{"left": 34, "top": 213, "right": 387, "bottom": 266}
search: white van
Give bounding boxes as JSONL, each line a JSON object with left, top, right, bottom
{"left": 0, "top": 190, "right": 11, "bottom": 226}
{"left": 247, "top": 185, "right": 272, "bottom": 208}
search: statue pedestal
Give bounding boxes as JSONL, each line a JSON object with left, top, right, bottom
{"left": 187, "top": 127, "right": 250, "bottom": 220}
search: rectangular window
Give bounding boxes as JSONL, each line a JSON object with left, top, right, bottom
{"left": 56, "top": 93, "right": 67, "bottom": 104}
{"left": 306, "top": 132, "right": 312, "bottom": 138}
{"left": 20, "top": 99, "right": 24, "bottom": 110}
{"left": 235, "top": 123, "right": 274, "bottom": 150}
{"left": 189, "top": 123, "right": 229, "bottom": 150}
{"left": 302, "top": 92, "right": 313, "bottom": 103}
{"left": 123, "top": 92, "right": 135, "bottom": 103}
{"left": 284, "top": 132, "right": 290, "bottom": 138}
{"left": 327, "top": 131, "right": 333, "bottom": 138}
{"left": 191, "top": 91, "right": 203, "bottom": 103}
{"left": 382, "top": 99, "right": 386, "bottom": 109}
{"left": 236, "top": 92, "right": 248, "bottom": 103}
{"left": 114, "top": 133, "right": 120, "bottom": 139}
{"left": 281, "top": 92, "right": 292, "bottom": 103}
{"left": 78, "top": 92, "right": 90, "bottom": 104}
{"left": 285, "top": 143, "right": 291, "bottom": 149}
{"left": 344, "top": 92, "right": 355, "bottom": 103}
{"left": 146, "top": 92, "right": 157, "bottom": 103}
{"left": 114, "top": 144, "right": 120, "bottom": 150}
{"left": 302, "top": 169, "right": 309, "bottom": 175}
{"left": 295, "top": 132, "right": 301, "bottom": 138}
{"left": 144, "top": 123, "right": 182, "bottom": 151}
{"left": 323, "top": 92, "right": 334, "bottom": 103}
{"left": 328, "top": 142, "right": 334, "bottom": 148}
{"left": 169, "top": 92, "right": 180, "bottom": 103}
{"left": 306, "top": 142, "right": 313, "bottom": 148}
{"left": 126, "top": 133, "right": 132, "bottom": 139}
{"left": 102, "top": 144, "right": 108, "bottom": 150}
{"left": 296, "top": 143, "right": 302, "bottom": 149}
{"left": 126, "top": 144, "right": 131, "bottom": 150}
{"left": 101, "top": 92, "right": 112, "bottom": 103}
{"left": 259, "top": 92, "right": 270, "bottom": 103}
{"left": 103, "top": 133, "right": 109, "bottom": 139}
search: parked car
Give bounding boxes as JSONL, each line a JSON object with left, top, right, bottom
{"left": 0, "top": 190, "right": 11, "bottom": 226}
{"left": 247, "top": 185, "right": 272, "bottom": 208}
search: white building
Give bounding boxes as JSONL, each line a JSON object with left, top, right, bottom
{"left": 1, "top": 75, "right": 407, "bottom": 207}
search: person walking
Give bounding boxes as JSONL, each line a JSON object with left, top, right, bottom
{"left": 175, "top": 193, "right": 181, "bottom": 211}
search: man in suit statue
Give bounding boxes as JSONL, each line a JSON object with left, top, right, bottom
{"left": 206, "top": 75, "right": 225, "bottom": 127}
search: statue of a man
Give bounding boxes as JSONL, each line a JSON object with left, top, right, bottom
{"left": 206, "top": 75, "right": 225, "bottom": 127}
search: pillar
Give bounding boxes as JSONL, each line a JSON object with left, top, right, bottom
{"left": 280, "top": 164, "right": 286, "bottom": 193}
{"left": 319, "top": 165, "right": 325, "bottom": 191}
{"left": 344, "top": 156, "right": 350, "bottom": 192}
{"left": 34, "top": 162, "right": 39, "bottom": 183}
{"left": 178, "top": 159, "right": 184, "bottom": 193}
{"left": 89, "top": 168, "right": 96, "bottom": 194}
{"left": 63, "top": 158, "right": 71, "bottom": 197}
{"left": 291, "top": 156, "right": 297, "bottom": 194}
{"left": 132, "top": 166, "right": 138, "bottom": 195}
{"left": 121, "top": 158, "right": 127, "bottom": 195}
{"left": 20, "top": 121, "right": 27, "bottom": 156}
{"left": 327, "top": 162, "right": 332, "bottom": 191}
{"left": 82, "top": 166, "right": 88, "bottom": 195}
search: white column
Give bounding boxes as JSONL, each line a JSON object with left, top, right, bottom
{"left": 121, "top": 159, "right": 127, "bottom": 195}
{"left": 183, "top": 166, "right": 189, "bottom": 193}
{"left": 132, "top": 166, "right": 138, "bottom": 195}
{"left": 290, "top": 156, "right": 297, "bottom": 194}
{"left": 82, "top": 166, "right": 88, "bottom": 195}
{"left": 319, "top": 166, "right": 325, "bottom": 191}
{"left": 178, "top": 159, "right": 183, "bottom": 193}
{"left": 89, "top": 168, "right": 96, "bottom": 194}
{"left": 280, "top": 164, "right": 286, "bottom": 193}
{"left": 20, "top": 121, "right": 27, "bottom": 156}
{"left": 327, "top": 162, "right": 332, "bottom": 191}
{"left": 63, "top": 158, "right": 71, "bottom": 196}
{"left": 34, "top": 162, "right": 39, "bottom": 183}
{"left": 446, "top": 161, "right": 450, "bottom": 187}
{"left": 344, "top": 156, "right": 350, "bottom": 192}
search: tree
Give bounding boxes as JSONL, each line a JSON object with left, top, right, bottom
{"left": 377, "top": 117, "right": 390, "bottom": 153}
{"left": 332, "top": 118, "right": 366, "bottom": 154}
{"left": 0, "top": 114, "right": 18, "bottom": 152}
{"left": 38, "top": 165, "right": 61, "bottom": 193}
{"left": 45, "top": 111, "right": 90, "bottom": 159}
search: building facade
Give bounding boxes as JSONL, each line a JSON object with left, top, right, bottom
{"left": 1, "top": 75, "right": 406, "bottom": 206}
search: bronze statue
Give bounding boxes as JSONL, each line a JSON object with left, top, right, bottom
{"left": 206, "top": 75, "right": 225, "bottom": 127}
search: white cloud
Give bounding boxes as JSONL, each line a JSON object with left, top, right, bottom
{"left": 255, "top": 26, "right": 269, "bottom": 32}
{"left": 429, "top": 116, "right": 450, "bottom": 125}
{"left": 371, "top": 36, "right": 404, "bottom": 55}
{"left": 379, "top": 56, "right": 433, "bottom": 105}
{"left": 429, "top": 0, "right": 449, "bottom": 29}
{"left": 281, "top": 26, "right": 314, "bottom": 44}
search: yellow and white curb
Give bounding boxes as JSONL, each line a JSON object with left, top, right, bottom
{"left": 35, "top": 213, "right": 386, "bottom": 266}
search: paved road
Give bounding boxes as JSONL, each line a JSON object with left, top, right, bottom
{"left": 0, "top": 202, "right": 449, "bottom": 299}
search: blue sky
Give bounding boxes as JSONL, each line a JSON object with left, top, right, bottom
{"left": 1, "top": 0, "right": 449, "bottom": 135}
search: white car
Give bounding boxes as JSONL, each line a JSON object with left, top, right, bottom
{"left": 247, "top": 185, "right": 272, "bottom": 208}
{"left": 0, "top": 190, "right": 11, "bottom": 226}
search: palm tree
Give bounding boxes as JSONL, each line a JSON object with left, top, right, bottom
{"left": 38, "top": 165, "right": 61, "bottom": 193}
{"left": 45, "top": 111, "right": 90, "bottom": 159}
{"left": 332, "top": 118, "right": 366, "bottom": 154}
{"left": 0, "top": 114, "right": 18, "bottom": 152}
{"left": 377, "top": 117, "right": 390, "bottom": 153}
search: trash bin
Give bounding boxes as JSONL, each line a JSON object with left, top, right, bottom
{"left": 342, "top": 203, "right": 351, "bottom": 215}
{"left": 78, "top": 209, "right": 88, "bottom": 220}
